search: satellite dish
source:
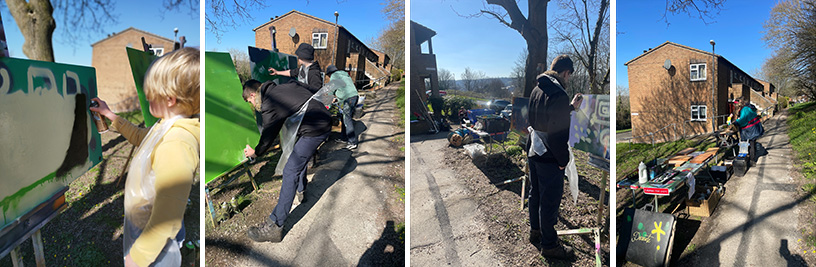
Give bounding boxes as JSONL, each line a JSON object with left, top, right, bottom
{"left": 289, "top": 27, "right": 297, "bottom": 37}
{"left": 664, "top": 59, "right": 672, "bottom": 70}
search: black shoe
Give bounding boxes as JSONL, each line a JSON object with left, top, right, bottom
{"left": 529, "top": 229, "right": 542, "bottom": 247}
{"left": 247, "top": 217, "right": 283, "bottom": 243}
{"left": 540, "top": 243, "right": 575, "bottom": 260}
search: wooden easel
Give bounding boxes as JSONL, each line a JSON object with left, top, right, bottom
{"left": 1, "top": 188, "right": 69, "bottom": 267}
{"left": 205, "top": 159, "right": 259, "bottom": 226}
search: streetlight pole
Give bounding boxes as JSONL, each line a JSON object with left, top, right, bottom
{"left": 332, "top": 11, "right": 339, "bottom": 67}
{"left": 174, "top": 28, "right": 179, "bottom": 51}
{"left": 710, "top": 40, "right": 716, "bottom": 132}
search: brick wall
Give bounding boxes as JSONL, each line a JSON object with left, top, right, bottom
{"left": 91, "top": 28, "right": 174, "bottom": 112}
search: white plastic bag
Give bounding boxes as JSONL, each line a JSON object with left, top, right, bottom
{"left": 463, "top": 143, "right": 486, "bottom": 159}
{"left": 274, "top": 81, "right": 337, "bottom": 175}
{"left": 565, "top": 147, "right": 579, "bottom": 204}
{"left": 123, "top": 115, "right": 184, "bottom": 266}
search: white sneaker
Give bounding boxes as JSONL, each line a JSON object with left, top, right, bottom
{"left": 346, "top": 143, "right": 358, "bottom": 150}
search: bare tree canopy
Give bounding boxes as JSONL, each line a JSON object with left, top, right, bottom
{"left": 551, "top": 0, "right": 610, "bottom": 94}
{"left": 763, "top": 0, "right": 816, "bottom": 98}
{"left": 461, "top": 67, "right": 486, "bottom": 92}
{"left": 4, "top": 0, "right": 197, "bottom": 62}
{"left": 662, "top": 0, "right": 726, "bottom": 25}
{"left": 205, "top": 0, "right": 269, "bottom": 41}
{"left": 459, "top": 0, "right": 548, "bottom": 97}
{"left": 438, "top": 68, "right": 457, "bottom": 90}
{"left": 372, "top": 0, "right": 405, "bottom": 70}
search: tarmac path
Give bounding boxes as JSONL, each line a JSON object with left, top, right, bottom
{"left": 685, "top": 113, "right": 806, "bottom": 266}
{"left": 236, "top": 84, "right": 405, "bottom": 266}
{"left": 409, "top": 132, "right": 502, "bottom": 266}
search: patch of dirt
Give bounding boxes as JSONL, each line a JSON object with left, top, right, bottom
{"left": 0, "top": 129, "right": 200, "bottom": 266}
{"left": 442, "top": 141, "right": 610, "bottom": 266}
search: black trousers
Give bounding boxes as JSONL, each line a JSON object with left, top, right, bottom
{"left": 528, "top": 156, "right": 564, "bottom": 249}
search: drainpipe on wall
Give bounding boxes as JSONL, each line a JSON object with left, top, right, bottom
{"left": 269, "top": 26, "right": 278, "bottom": 52}
{"left": 332, "top": 11, "right": 339, "bottom": 66}
{"left": 710, "top": 40, "right": 716, "bottom": 133}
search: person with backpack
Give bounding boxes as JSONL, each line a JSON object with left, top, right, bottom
{"left": 731, "top": 97, "right": 764, "bottom": 165}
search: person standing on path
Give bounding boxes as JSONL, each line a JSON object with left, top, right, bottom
{"left": 241, "top": 79, "right": 332, "bottom": 243}
{"left": 732, "top": 97, "right": 764, "bottom": 165}
{"left": 326, "top": 65, "right": 360, "bottom": 149}
{"left": 526, "top": 55, "right": 583, "bottom": 260}
{"left": 268, "top": 43, "right": 324, "bottom": 89}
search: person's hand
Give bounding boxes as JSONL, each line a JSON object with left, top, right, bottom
{"left": 571, "top": 93, "right": 583, "bottom": 110}
{"left": 332, "top": 98, "right": 338, "bottom": 104}
{"left": 559, "top": 166, "right": 566, "bottom": 170}
{"left": 268, "top": 67, "right": 280, "bottom": 75}
{"left": 90, "top": 98, "right": 118, "bottom": 121}
{"left": 124, "top": 254, "right": 138, "bottom": 267}
{"left": 244, "top": 145, "right": 257, "bottom": 158}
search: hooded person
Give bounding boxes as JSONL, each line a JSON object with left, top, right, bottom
{"left": 731, "top": 97, "right": 764, "bottom": 165}
{"left": 268, "top": 43, "right": 324, "bottom": 89}
{"left": 525, "top": 54, "right": 583, "bottom": 260}
{"left": 326, "top": 65, "right": 360, "bottom": 149}
{"left": 241, "top": 78, "right": 332, "bottom": 243}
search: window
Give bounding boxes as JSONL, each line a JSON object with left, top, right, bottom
{"left": 690, "top": 63, "right": 706, "bottom": 81}
{"left": 690, "top": 105, "right": 707, "bottom": 121}
{"left": 312, "top": 33, "right": 328, "bottom": 49}
{"left": 150, "top": 47, "right": 164, "bottom": 56}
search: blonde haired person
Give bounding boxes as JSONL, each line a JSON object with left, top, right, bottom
{"left": 91, "top": 47, "right": 200, "bottom": 267}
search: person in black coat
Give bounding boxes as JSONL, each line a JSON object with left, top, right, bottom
{"left": 241, "top": 79, "right": 331, "bottom": 243}
{"left": 526, "top": 55, "right": 583, "bottom": 260}
{"left": 269, "top": 43, "right": 324, "bottom": 89}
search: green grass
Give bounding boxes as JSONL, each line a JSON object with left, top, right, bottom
{"left": 396, "top": 81, "right": 405, "bottom": 126}
{"left": 787, "top": 102, "right": 816, "bottom": 183}
{"left": 115, "top": 110, "right": 146, "bottom": 125}
{"left": 616, "top": 139, "right": 716, "bottom": 179}
{"left": 616, "top": 128, "right": 632, "bottom": 133}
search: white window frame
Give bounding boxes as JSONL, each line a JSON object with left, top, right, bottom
{"left": 312, "top": 33, "right": 328, "bottom": 49}
{"left": 150, "top": 47, "right": 164, "bottom": 56}
{"left": 690, "top": 105, "right": 708, "bottom": 122}
{"left": 690, "top": 63, "right": 706, "bottom": 81}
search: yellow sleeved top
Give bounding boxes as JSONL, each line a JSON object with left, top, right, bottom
{"left": 113, "top": 116, "right": 200, "bottom": 267}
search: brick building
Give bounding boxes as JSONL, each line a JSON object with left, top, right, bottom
{"left": 625, "top": 41, "right": 771, "bottom": 142}
{"left": 252, "top": 10, "right": 379, "bottom": 88}
{"left": 91, "top": 27, "right": 175, "bottom": 112}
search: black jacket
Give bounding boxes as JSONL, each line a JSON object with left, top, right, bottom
{"left": 254, "top": 80, "right": 332, "bottom": 156}
{"left": 288, "top": 61, "right": 323, "bottom": 89}
{"left": 526, "top": 72, "right": 574, "bottom": 167}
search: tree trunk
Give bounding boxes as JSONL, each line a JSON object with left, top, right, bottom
{"left": 6, "top": 0, "right": 56, "bottom": 62}
{"left": 523, "top": 1, "right": 547, "bottom": 97}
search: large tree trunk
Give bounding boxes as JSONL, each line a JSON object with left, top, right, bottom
{"left": 6, "top": 0, "right": 56, "bottom": 62}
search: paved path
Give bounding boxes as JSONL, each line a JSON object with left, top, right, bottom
{"left": 238, "top": 85, "right": 404, "bottom": 266}
{"left": 687, "top": 113, "right": 805, "bottom": 266}
{"left": 409, "top": 132, "right": 502, "bottom": 266}
{"left": 617, "top": 130, "right": 632, "bottom": 143}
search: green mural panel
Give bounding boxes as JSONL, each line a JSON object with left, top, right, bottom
{"left": 247, "top": 46, "right": 297, "bottom": 84}
{"left": 126, "top": 47, "right": 159, "bottom": 127}
{"left": 204, "top": 52, "right": 260, "bottom": 183}
{"left": 0, "top": 57, "right": 103, "bottom": 229}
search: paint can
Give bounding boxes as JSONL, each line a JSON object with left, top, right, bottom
{"left": 89, "top": 100, "right": 109, "bottom": 133}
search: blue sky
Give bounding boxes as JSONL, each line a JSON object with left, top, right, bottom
{"left": 205, "top": 0, "right": 391, "bottom": 53}
{"left": 411, "top": 0, "right": 542, "bottom": 78}
{"left": 616, "top": 0, "right": 777, "bottom": 92}
{"left": 1, "top": 1, "right": 200, "bottom": 67}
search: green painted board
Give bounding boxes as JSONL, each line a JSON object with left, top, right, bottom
{"left": 0, "top": 57, "right": 103, "bottom": 229}
{"left": 126, "top": 47, "right": 159, "bottom": 127}
{"left": 204, "top": 52, "right": 260, "bottom": 183}
{"left": 247, "top": 46, "right": 297, "bottom": 84}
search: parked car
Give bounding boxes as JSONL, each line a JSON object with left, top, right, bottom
{"left": 500, "top": 104, "right": 513, "bottom": 118}
{"left": 425, "top": 90, "right": 447, "bottom": 97}
{"left": 488, "top": 99, "right": 511, "bottom": 111}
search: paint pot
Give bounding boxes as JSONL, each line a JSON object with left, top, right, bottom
{"left": 89, "top": 100, "right": 109, "bottom": 133}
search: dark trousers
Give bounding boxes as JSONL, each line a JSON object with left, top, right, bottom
{"left": 528, "top": 156, "right": 564, "bottom": 250}
{"left": 340, "top": 96, "right": 359, "bottom": 145}
{"left": 269, "top": 132, "right": 328, "bottom": 226}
